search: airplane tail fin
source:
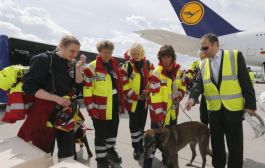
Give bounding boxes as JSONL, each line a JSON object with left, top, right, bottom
{"left": 169, "top": 0, "right": 241, "bottom": 38}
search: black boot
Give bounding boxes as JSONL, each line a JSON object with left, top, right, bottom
{"left": 97, "top": 158, "right": 110, "bottom": 168}
{"left": 139, "top": 142, "right": 144, "bottom": 154}
{"left": 107, "top": 147, "right": 122, "bottom": 163}
{"left": 143, "top": 158, "right": 153, "bottom": 168}
{"left": 133, "top": 148, "right": 141, "bottom": 160}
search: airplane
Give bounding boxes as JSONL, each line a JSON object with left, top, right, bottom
{"left": 135, "top": 0, "right": 265, "bottom": 79}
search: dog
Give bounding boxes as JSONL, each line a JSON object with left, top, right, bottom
{"left": 144, "top": 121, "right": 212, "bottom": 168}
{"left": 74, "top": 124, "right": 93, "bottom": 160}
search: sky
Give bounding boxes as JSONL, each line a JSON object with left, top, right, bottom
{"left": 1, "top": 0, "right": 265, "bottom": 68}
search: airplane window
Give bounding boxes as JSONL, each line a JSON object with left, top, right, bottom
{"left": 256, "top": 34, "right": 259, "bottom": 36}
{"left": 260, "top": 34, "right": 262, "bottom": 36}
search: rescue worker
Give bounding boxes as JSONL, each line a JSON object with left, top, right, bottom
{"left": 185, "top": 33, "right": 256, "bottom": 168}
{"left": 122, "top": 43, "right": 153, "bottom": 160}
{"left": 144, "top": 44, "right": 186, "bottom": 168}
{"left": 17, "top": 35, "right": 86, "bottom": 161}
{"left": 83, "top": 40, "right": 123, "bottom": 168}
{"left": 186, "top": 51, "right": 208, "bottom": 125}
{"left": 247, "top": 67, "right": 255, "bottom": 83}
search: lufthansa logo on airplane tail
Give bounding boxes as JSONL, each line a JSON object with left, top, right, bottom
{"left": 180, "top": 1, "right": 204, "bottom": 25}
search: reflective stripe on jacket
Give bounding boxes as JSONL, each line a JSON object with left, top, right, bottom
{"left": 200, "top": 50, "right": 244, "bottom": 111}
{"left": 123, "top": 58, "right": 151, "bottom": 112}
{"left": 149, "top": 64, "right": 186, "bottom": 126}
{"left": 83, "top": 56, "right": 123, "bottom": 120}
{"left": 0, "top": 65, "right": 33, "bottom": 123}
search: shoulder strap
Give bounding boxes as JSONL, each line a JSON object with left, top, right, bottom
{"left": 146, "top": 60, "right": 151, "bottom": 71}
{"left": 126, "top": 61, "right": 133, "bottom": 77}
{"left": 47, "top": 51, "right": 56, "bottom": 93}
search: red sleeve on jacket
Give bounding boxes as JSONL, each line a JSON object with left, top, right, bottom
{"left": 149, "top": 75, "right": 160, "bottom": 93}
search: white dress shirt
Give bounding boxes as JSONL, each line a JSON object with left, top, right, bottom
{"left": 210, "top": 49, "right": 222, "bottom": 83}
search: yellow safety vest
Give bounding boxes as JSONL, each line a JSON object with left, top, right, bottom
{"left": 83, "top": 60, "right": 114, "bottom": 120}
{"left": 126, "top": 61, "right": 141, "bottom": 112}
{"left": 123, "top": 61, "right": 150, "bottom": 112}
{"left": 200, "top": 50, "right": 244, "bottom": 111}
{"left": 150, "top": 65, "right": 186, "bottom": 125}
{"left": 0, "top": 65, "right": 33, "bottom": 123}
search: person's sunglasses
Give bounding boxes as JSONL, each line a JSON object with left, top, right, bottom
{"left": 200, "top": 46, "right": 209, "bottom": 51}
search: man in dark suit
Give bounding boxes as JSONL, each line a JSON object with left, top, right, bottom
{"left": 185, "top": 33, "right": 256, "bottom": 168}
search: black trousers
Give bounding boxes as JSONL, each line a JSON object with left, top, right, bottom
{"left": 199, "top": 95, "right": 208, "bottom": 126}
{"left": 92, "top": 95, "right": 120, "bottom": 162}
{"left": 209, "top": 107, "right": 243, "bottom": 168}
{"left": 129, "top": 100, "right": 148, "bottom": 149}
{"left": 55, "top": 129, "right": 75, "bottom": 158}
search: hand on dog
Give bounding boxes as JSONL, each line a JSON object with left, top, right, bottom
{"left": 185, "top": 98, "right": 195, "bottom": 111}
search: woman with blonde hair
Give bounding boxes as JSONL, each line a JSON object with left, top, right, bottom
{"left": 122, "top": 43, "right": 153, "bottom": 160}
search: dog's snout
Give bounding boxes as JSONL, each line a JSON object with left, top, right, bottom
{"left": 143, "top": 135, "right": 157, "bottom": 159}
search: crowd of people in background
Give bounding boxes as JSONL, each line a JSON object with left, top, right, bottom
{"left": 0, "top": 33, "right": 257, "bottom": 168}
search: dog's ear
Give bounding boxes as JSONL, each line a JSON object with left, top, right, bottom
{"left": 156, "top": 128, "right": 170, "bottom": 147}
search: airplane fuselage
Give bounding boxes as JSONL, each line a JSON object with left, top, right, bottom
{"left": 219, "top": 30, "right": 265, "bottom": 66}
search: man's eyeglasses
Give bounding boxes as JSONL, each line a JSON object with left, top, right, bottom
{"left": 200, "top": 46, "right": 209, "bottom": 51}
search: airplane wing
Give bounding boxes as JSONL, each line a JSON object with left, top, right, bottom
{"left": 135, "top": 29, "right": 200, "bottom": 57}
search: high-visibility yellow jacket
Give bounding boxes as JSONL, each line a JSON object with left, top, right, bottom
{"left": 0, "top": 65, "right": 28, "bottom": 91}
{"left": 149, "top": 63, "right": 186, "bottom": 126}
{"left": 0, "top": 65, "right": 33, "bottom": 123}
{"left": 249, "top": 71, "right": 255, "bottom": 82}
{"left": 122, "top": 58, "right": 153, "bottom": 112}
{"left": 200, "top": 50, "right": 244, "bottom": 111}
{"left": 187, "top": 61, "right": 200, "bottom": 80}
{"left": 83, "top": 56, "right": 123, "bottom": 120}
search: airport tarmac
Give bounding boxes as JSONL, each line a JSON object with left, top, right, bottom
{"left": 0, "top": 83, "right": 265, "bottom": 168}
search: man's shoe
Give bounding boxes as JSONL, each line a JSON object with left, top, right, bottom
{"left": 97, "top": 160, "right": 110, "bottom": 168}
{"left": 133, "top": 149, "right": 140, "bottom": 160}
{"left": 107, "top": 147, "right": 122, "bottom": 163}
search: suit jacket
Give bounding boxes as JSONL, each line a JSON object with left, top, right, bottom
{"left": 189, "top": 49, "right": 256, "bottom": 111}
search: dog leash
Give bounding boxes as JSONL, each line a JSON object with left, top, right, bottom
{"left": 179, "top": 103, "right": 192, "bottom": 121}
{"left": 163, "top": 102, "right": 192, "bottom": 125}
